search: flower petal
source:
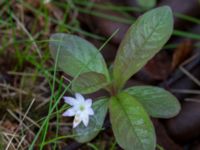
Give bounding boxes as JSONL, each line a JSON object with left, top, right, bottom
{"left": 63, "top": 96, "right": 77, "bottom": 106}
{"left": 82, "top": 115, "right": 89, "bottom": 127}
{"left": 88, "top": 108, "right": 94, "bottom": 115}
{"left": 62, "top": 108, "right": 76, "bottom": 117}
{"left": 75, "top": 93, "right": 85, "bottom": 103}
{"left": 73, "top": 114, "right": 82, "bottom": 128}
{"left": 85, "top": 99, "right": 92, "bottom": 107}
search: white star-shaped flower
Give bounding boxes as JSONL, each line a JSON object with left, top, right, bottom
{"left": 62, "top": 93, "right": 94, "bottom": 128}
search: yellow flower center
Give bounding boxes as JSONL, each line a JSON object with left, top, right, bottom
{"left": 79, "top": 105, "right": 85, "bottom": 111}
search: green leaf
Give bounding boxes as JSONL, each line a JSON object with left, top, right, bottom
{"left": 72, "top": 72, "right": 109, "bottom": 94}
{"left": 109, "top": 92, "right": 156, "bottom": 150}
{"left": 113, "top": 6, "right": 173, "bottom": 90}
{"left": 73, "top": 98, "right": 108, "bottom": 143}
{"left": 137, "top": 0, "right": 156, "bottom": 9}
{"left": 125, "top": 86, "right": 181, "bottom": 118}
{"left": 49, "top": 33, "right": 109, "bottom": 79}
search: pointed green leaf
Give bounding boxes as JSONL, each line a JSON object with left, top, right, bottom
{"left": 72, "top": 72, "right": 109, "bottom": 94}
{"left": 137, "top": 0, "right": 156, "bottom": 9}
{"left": 49, "top": 33, "right": 109, "bottom": 79}
{"left": 113, "top": 6, "right": 173, "bottom": 89}
{"left": 109, "top": 92, "right": 156, "bottom": 150}
{"left": 73, "top": 98, "right": 108, "bottom": 143}
{"left": 125, "top": 86, "right": 181, "bottom": 118}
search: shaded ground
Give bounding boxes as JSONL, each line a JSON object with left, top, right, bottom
{"left": 0, "top": 0, "right": 200, "bottom": 149}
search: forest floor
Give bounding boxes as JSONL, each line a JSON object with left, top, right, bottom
{"left": 0, "top": 0, "right": 200, "bottom": 150}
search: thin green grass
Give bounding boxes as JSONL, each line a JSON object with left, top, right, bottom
{"left": 1, "top": 0, "right": 200, "bottom": 149}
{"left": 29, "top": 28, "right": 119, "bottom": 150}
{"left": 53, "top": 79, "right": 64, "bottom": 150}
{"left": 0, "top": 9, "right": 69, "bottom": 146}
{"left": 173, "top": 29, "right": 200, "bottom": 40}
{"left": 175, "top": 13, "right": 200, "bottom": 25}
{"left": 18, "top": 0, "right": 105, "bottom": 40}
{"left": 73, "top": 0, "right": 142, "bottom": 12}
{"left": 39, "top": 27, "right": 64, "bottom": 150}
{"left": 87, "top": 143, "right": 99, "bottom": 150}
{"left": 77, "top": 7, "right": 135, "bottom": 24}
{"left": 70, "top": 0, "right": 200, "bottom": 41}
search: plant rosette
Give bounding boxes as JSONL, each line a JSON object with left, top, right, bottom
{"left": 50, "top": 6, "right": 181, "bottom": 150}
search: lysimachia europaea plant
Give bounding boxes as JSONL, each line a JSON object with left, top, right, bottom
{"left": 49, "top": 6, "right": 181, "bottom": 150}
